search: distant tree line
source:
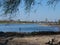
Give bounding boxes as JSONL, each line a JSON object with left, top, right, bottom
{"left": 58, "top": 20, "right": 60, "bottom": 24}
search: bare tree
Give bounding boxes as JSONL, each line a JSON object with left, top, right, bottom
{"left": 0, "top": 0, "right": 60, "bottom": 14}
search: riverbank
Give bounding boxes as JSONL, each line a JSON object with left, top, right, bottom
{"left": 0, "top": 34, "right": 60, "bottom": 45}
{"left": 1, "top": 31, "right": 60, "bottom": 37}
{"left": 0, "top": 32, "right": 60, "bottom": 45}
{"left": 0, "top": 20, "right": 60, "bottom": 25}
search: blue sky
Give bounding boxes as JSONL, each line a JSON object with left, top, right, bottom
{"left": 0, "top": 0, "right": 60, "bottom": 21}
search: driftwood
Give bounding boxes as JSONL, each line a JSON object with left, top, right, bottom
{"left": 45, "top": 38, "right": 60, "bottom": 45}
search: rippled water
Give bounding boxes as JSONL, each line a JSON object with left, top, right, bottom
{"left": 0, "top": 24, "right": 59, "bottom": 32}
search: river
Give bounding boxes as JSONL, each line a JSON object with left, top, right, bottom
{"left": 0, "top": 24, "right": 59, "bottom": 32}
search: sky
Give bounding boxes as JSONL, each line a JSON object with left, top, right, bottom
{"left": 0, "top": 0, "right": 60, "bottom": 21}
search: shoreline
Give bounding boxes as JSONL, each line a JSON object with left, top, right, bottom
{"left": 0, "top": 23, "right": 60, "bottom": 26}
{"left": 0, "top": 32, "right": 60, "bottom": 45}
{"left": 0, "top": 34, "right": 60, "bottom": 45}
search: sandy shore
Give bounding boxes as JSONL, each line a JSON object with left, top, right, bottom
{"left": 4, "top": 35, "right": 60, "bottom": 45}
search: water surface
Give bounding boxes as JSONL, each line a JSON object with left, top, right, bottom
{"left": 0, "top": 24, "right": 59, "bottom": 32}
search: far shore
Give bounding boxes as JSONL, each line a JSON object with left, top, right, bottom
{"left": 0, "top": 20, "right": 60, "bottom": 26}
{"left": 0, "top": 22, "right": 60, "bottom": 27}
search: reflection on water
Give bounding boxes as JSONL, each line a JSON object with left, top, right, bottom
{"left": 0, "top": 24, "right": 59, "bottom": 32}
